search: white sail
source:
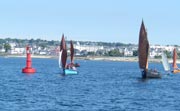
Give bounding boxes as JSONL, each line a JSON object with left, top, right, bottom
{"left": 161, "top": 52, "right": 170, "bottom": 71}
{"left": 59, "top": 50, "right": 62, "bottom": 68}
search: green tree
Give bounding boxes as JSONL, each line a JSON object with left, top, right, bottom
{"left": 164, "top": 50, "right": 172, "bottom": 58}
{"left": 39, "top": 43, "right": 47, "bottom": 50}
{"left": 0, "top": 39, "right": 6, "bottom": 44}
{"left": 108, "top": 49, "right": 121, "bottom": 56}
{"left": 29, "top": 38, "right": 35, "bottom": 44}
{"left": 154, "top": 55, "right": 161, "bottom": 59}
{"left": 4, "top": 43, "right": 11, "bottom": 52}
{"left": 0, "top": 45, "right": 3, "bottom": 49}
{"left": 87, "top": 52, "right": 95, "bottom": 55}
{"left": 133, "top": 50, "right": 138, "bottom": 56}
{"left": 177, "top": 52, "right": 180, "bottom": 59}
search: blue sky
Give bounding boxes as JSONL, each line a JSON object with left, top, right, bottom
{"left": 0, "top": 0, "right": 180, "bottom": 45}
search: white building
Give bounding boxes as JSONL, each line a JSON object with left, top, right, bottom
{"left": 9, "top": 43, "right": 17, "bottom": 49}
{"left": 74, "top": 44, "right": 104, "bottom": 52}
{"left": 39, "top": 51, "right": 47, "bottom": 55}
{"left": 151, "top": 45, "right": 174, "bottom": 52}
{"left": 0, "top": 48, "right": 5, "bottom": 52}
{"left": 10, "top": 48, "right": 25, "bottom": 54}
{"left": 124, "top": 48, "right": 133, "bottom": 56}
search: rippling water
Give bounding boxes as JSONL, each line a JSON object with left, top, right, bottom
{"left": 0, "top": 57, "right": 180, "bottom": 111}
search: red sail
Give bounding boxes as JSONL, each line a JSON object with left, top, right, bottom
{"left": 61, "top": 49, "right": 67, "bottom": 69}
{"left": 70, "top": 40, "right": 74, "bottom": 63}
{"left": 60, "top": 34, "right": 66, "bottom": 51}
{"left": 138, "top": 20, "right": 149, "bottom": 70}
{"left": 60, "top": 34, "right": 67, "bottom": 69}
{"left": 172, "top": 48, "right": 178, "bottom": 69}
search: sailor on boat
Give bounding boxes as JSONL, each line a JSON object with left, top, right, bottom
{"left": 66, "top": 63, "right": 77, "bottom": 70}
{"left": 74, "top": 63, "right": 80, "bottom": 67}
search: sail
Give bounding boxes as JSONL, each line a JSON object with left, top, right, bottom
{"left": 161, "top": 51, "right": 170, "bottom": 71}
{"left": 60, "top": 34, "right": 66, "bottom": 51}
{"left": 58, "top": 50, "right": 62, "bottom": 68}
{"left": 61, "top": 49, "right": 67, "bottom": 69}
{"left": 172, "top": 48, "right": 179, "bottom": 69}
{"left": 60, "top": 34, "right": 67, "bottom": 69}
{"left": 70, "top": 40, "right": 74, "bottom": 63}
{"left": 138, "top": 20, "right": 149, "bottom": 70}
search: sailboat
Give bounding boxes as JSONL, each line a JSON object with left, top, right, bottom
{"left": 172, "top": 48, "right": 180, "bottom": 73}
{"left": 138, "top": 20, "right": 161, "bottom": 78}
{"left": 59, "top": 34, "right": 78, "bottom": 75}
{"left": 161, "top": 51, "right": 170, "bottom": 73}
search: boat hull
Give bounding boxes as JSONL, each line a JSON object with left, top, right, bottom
{"left": 64, "top": 69, "right": 78, "bottom": 75}
{"left": 142, "top": 69, "right": 162, "bottom": 78}
{"left": 172, "top": 69, "right": 180, "bottom": 74}
{"left": 146, "top": 70, "right": 161, "bottom": 78}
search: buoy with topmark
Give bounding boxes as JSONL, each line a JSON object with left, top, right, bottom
{"left": 22, "top": 46, "right": 36, "bottom": 74}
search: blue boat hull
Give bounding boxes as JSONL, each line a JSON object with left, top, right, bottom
{"left": 64, "top": 69, "right": 78, "bottom": 75}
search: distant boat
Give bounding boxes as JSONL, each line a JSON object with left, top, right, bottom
{"left": 138, "top": 20, "right": 161, "bottom": 78}
{"left": 161, "top": 51, "right": 170, "bottom": 73}
{"left": 59, "top": 34, "right": 78, "bottom": 75}
{"left": 172, "top": 48, "right": 180, "bottom": 73}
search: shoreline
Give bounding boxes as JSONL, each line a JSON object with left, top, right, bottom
{"left": 75, "top": 56, "right": 160, "bottom": 62}
{"left": 2, "top": 55, "right": 55, "bottom": 59}
{"left": 1, "top": 55, "right": 179, "bottom": 63}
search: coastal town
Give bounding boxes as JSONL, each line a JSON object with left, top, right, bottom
{"left": 1, "top": 0, "right": 180, "bottom": 110}
{"left": 0, "top": 38, "right": 179, "bottom": 59}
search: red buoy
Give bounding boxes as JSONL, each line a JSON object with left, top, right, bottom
{"left": 22, "top": 46, "right": 36, "bottom": 74}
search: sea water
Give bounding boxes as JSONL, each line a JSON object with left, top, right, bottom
{"left": 0, "top": 57, "right": 180, "bottom": 111}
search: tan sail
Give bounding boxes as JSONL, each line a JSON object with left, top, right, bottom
{"left": 172, "top": 48, "right": 179, "bottom": 69}
{"left": 138, "top": 20, "right": 149, "bottom": 70}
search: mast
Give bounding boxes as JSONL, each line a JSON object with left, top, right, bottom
{"left": 138, "top": 20, "right": 149, "bottom": 70}
{"left": 172, "top": 48, "right": 178, "bottom": 69}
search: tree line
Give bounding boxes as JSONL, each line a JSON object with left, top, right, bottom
{"left": 0, "top": 38, "right": 132, "bottom": 47}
